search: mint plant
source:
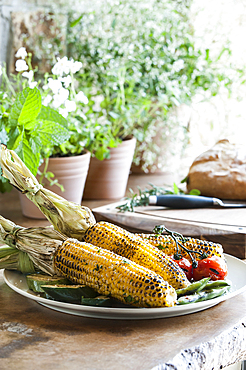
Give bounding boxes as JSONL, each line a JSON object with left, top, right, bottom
{"left": 0, "top": 86, "right": 70, "bottom": 192}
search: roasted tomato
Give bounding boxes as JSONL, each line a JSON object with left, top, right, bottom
{"left": 171, "top": 256, "right": 193, "bottom": 281}
{"left": 192, "top": 256, "right": 228, "bottom": 281}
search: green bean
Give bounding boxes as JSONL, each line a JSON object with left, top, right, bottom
{"left": 197, "top": 286, "right": 231, "bottom": 302}
{"left": 176, "top": 277, "right": 210, "bottom": 297}
{"left": 177, "top": 286, "right": 230, "bottom": 305}
{"left": 201, "top": 280, "right": 231, "bottom": 290}
{"left": 177, "top": 292, "right": 206, "bottom": 305}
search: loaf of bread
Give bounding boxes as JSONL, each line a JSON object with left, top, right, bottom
{"left": 186, "top": 139, "right": 246, "bottom": 200}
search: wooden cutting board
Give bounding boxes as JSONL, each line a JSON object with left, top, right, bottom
{"left": 92, "top": 202, "right": 246, "bottom": 259}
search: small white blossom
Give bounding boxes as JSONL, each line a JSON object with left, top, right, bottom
{"left": 42, "top": 95, "right": 52, "bottom": 106}
{"left": 22, "top": 70, "right": 33, "bottom": 80}
{"left": 22, "top": 70, "right": 37, "bottom": 88}
{"left": 47, "top": 78, "right": 62, "bottom": 94}
{"left": 52, "top": 56, "right": 71, "bottom": 76}
{"left": 15, "top": 47, "right": 27, "bottom": 59}
{"left": 70, "top": 61, "right": 82, "bottom": 74}
{"left": 65, "top": 100, "right": 77, "bottom": 112}
{"left": 172, "top": 59, "right": 185, "bottom": 73}
{"left": 15, "top": 59, "right": 28, "bottom": 72}
{"left": 52, "top": 87, "right": 69, "bottom": 108}
{"left": 59, "top": 107, "right": 69, "bottom": 118}
{"left": 76, "top": 91, "right": 89, "bottom": 104}
{"left": 29, "top": 81, "right": 37, "bottom": 89}
{"left": 60, "top": 75, "right": 72, "bottom": 88}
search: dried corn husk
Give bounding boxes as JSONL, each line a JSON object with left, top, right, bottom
{"left": 0, "top": 245, "right": 37, "bottom": 273}
{"left": 0, "top": 145, "right": 96, "bottom": 239}
{"left": 0, "top": 215, "right": 66, "bottom": 275}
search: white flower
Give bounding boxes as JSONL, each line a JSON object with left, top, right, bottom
{"left": 70, "top": 61, "right": 82, "bottom": 74}
{"left": 52, "top": 56, "right": 71, "bottom": 76}
{"left": 15, "top": 59, "right": 28, "bottom": 72}
{"left": 52, "top": 87, "right": 69, "bottom": 108}
{"left": 42, "top": 95, "right": 52, "bottom": 106}
{"left": 59, "top": 107, "right": 69, "bottom": 118}
{"left": 15, "top": 47, "right": 27, "bottom": 59}
{"left": 59, "top": 75, "right": 72, "bottom": 88}
{"left": 47, "top": 78, "right": 62, "bottom": 94}
{"left": 22, "top": 70, "right": 37, "bottom": 88}
{"left": 172, "top": 59, "right": 185, "bottom": 73}
{"left": 22, "top": 70, "right": 33, "bottom": 80}
{"left": 65, "top": 100, "right": 77, "bottom": 112}
{"left": 91, "top": 94, "right": 104, "bottom": 111}
{"left": 29, "top": 81, "right": 37, "bottom": 88}
{"left": 76, "top": 91, "right": 89, "bottom": 104}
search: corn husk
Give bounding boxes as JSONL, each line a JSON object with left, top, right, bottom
{"left": 0, "top": 245, "right": 37, "bottom": 273}
{"left": 0, "top": 215, "right": 66, "bottom": 275}
{"left": 0, "top": 145, "right": 96, "bottom": 239}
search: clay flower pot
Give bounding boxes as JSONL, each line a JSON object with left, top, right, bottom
{"left": 19, "top": 151, "right": 91, "bottom": 219}
{"left": 83, "top": 136, "right": 136, "bottom": 200}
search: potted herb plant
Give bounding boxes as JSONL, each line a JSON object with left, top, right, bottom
{"left": 67, "top": 0, "right": 236, "bottom": 175}
{"left": 39, "top": 54, "right": 136, "bottom": 201}
{"left": 0, "top": 49, "right": 91, "bottom": 217}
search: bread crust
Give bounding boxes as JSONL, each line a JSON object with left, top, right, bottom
{"left": 187, "top": 139, "right": 246, "bottom": 200}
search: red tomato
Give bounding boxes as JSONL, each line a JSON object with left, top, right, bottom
{"left": 171, "top": 256, "right": 193, "bottom": 281}
{"left": 192, "top": 256, "right": 228, "bottom": 281}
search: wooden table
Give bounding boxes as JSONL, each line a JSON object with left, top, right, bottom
{"left": 0, "top": 173, "right": 246, "bottom": 370}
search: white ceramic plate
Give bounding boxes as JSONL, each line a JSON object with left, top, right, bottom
{"left": 3, "top": 254, "right": 246, "bottom": 320}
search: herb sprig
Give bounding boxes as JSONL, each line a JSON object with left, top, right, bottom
{"left": 153, "top": 225, "right": 208, "bottom": 268}
{"left": 116, "top": 182, "right": 200, "bottom": 213}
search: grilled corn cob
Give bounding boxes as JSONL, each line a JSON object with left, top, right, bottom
{"left": 54, "top": 239, "right": 177, "bottom": 307}
{"left": 83, "top": 221, "right": 190, "bottom": 290}
{"left": 135, "top": 233, "right": 224, "bottom": 262}
{"left": 0, "top": 145, "right": 96, "bottom": 239}
{"left": 0, "top": 215, "right": 176, "bottom": 307}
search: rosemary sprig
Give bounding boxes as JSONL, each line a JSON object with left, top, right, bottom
{"left": 153, "top": 225, "right": 208, "bottom": 268}
{"left": 117, "top": 182, "right": 190, "bottom": 213}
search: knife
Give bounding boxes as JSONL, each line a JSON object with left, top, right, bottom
{"left": 148, "top": 194, "right": 246, "bottom": 209}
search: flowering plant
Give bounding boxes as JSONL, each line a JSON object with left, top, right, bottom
{"left": 0, "top": 48, "right": 74, "bottom": 192}
{"left": 67, "top": 0, "right": 237, "bottom": 172}
{"left": 0, "top": 47, "right": 122, "bottom": 189}
{"left": 40, "top": 55, "right": 120, "bottom": 160}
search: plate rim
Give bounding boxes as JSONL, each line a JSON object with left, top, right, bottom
{"left": 3, "top": 254, "right": 246, "bottom": 319}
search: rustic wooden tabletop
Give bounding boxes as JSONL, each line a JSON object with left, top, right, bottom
{"left": 0, "top": 172, "right": 246, "bottom": 370}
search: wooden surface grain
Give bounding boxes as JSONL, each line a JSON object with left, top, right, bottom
{"left": 0, "top": 172, "right": 246, "bottom": 369}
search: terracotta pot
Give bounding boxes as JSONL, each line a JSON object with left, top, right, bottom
{"left": 19, "top": 151, "right": 91, "bottom": 219}
{"left": 83, "top": 137, "right": 136, "bottom": 200}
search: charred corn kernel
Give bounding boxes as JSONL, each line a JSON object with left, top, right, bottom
{"left": 83, "top": 221, "right": 190, "bottom": 290}
{"left": 54, "top": 239, "right": 177, "bottom": 307}
{"left": 135, "top": 233, "right": 224, "bottom": 262}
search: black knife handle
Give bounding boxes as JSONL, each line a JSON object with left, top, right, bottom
{"left": 154, "top": 195, "right": 215, "bottom": 209}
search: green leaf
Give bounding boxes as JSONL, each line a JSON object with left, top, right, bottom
{"left": 70, "top": 14, "right": 83, "bottom": 28}
{"left": 33, "top": 120, "right": 71, "bottom": 147}
{"left": 6, "top": 127, "right": 21, "bottom": 150}
{"left": 37, "top": 106, "right": 67, "bottom": 127}
{"left": 9, "top": 87, "right": 41, "bottom": 127}
{"left": 173, "top": 183, "right": 180, "bottom": 194}
{"left": 0, "top": 176, "right": 13, "bottom": 193}
{"left": 189, "top": 189, "right": 201, "bottom": 196}
{"left": 0, "top": 127, "right": 8, "bottom": 145}
{"left": 15, "top": 135, "right": 41, "bottom": 175}
{"left": 109, "top": 111, "right": 120, "bottom": 119}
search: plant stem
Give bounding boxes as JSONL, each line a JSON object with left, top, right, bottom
{"left": 153, "top": 225, "right": 208, "bottom": 268}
